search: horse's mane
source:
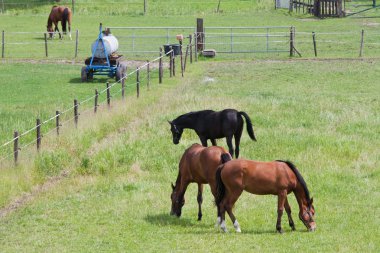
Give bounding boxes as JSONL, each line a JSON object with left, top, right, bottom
{"left": 174, "top": 110, "right": 215, "bottom": 122}
{"left": 277, "top": 160, "right": 311, "bottom": 203}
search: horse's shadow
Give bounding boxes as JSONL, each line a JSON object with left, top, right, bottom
{"left": 144, "top": 213, "right": 210, "bottom": 229}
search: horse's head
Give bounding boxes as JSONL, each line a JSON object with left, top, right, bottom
{"left": 170, "top": 183, "right": 185, "bottom": 217}
{"left": 299, "top": 197, "right": 316, "bottom": 232}
{"left": 168, "top": 121, "right": 183, "bottom": 145}
{"left": 47, "top": 25, "right": 54, "bottom": 38}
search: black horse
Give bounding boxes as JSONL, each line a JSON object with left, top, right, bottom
{"left": 168, "top": 109, "right": 256, "bottom": 158}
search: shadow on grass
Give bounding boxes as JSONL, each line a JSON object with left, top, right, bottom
{"left": 144, "top": 212, "right": 210, "bottom": 229}
{"left": 69, "top": 77, "right": 111, "bottom": 84}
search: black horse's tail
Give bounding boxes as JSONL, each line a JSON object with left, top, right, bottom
{"left": 238, "top": 111, "right": 257, "bottom": 141}
{"left": 215, "top": 162, "right": 227, "bottom": 207}
{"left": 276, "top": 160, "right": 311, "bottom": 203}
{"left": 62, "top": 8, "right": 69, "bottom": 33}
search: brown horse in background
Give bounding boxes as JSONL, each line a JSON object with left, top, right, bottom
{"left": 215, "top": 159, "right": 316, "bottom": 233}
{"left": 47, "top": 6, "right": 72, "bottom": 39}
{"left": 170, "top": 143, "right": 232, "bottom": 223}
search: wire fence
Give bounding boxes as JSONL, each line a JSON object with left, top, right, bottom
{"left": 0, "top": 46, "right": 182, "bottom": 166}
{"left": 2, "top": 26, "right": 380, "bottom": 60}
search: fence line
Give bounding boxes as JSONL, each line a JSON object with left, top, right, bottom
{"left": 0, "top": 48, "right": 177, "bottom": 164}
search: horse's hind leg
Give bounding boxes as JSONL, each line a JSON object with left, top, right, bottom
{"left": 54, "top": 23, "right": 61, "bottom": 39}
{"left": 211, "top": 139, "right": 217, "bottom": 146}
{"left": 197, "top": 184, "right": 203, "bottom": 221}
{"left": 276, "top": 190, "right": 287, "bottom": 233}
{"left": 226, "top": 135, "right": 234, "bottom": 158}
{"left": 285, "top": 197, "right": 295, "bottom": 231}
{"left": 234, "top": 126, "right": 243, "bottom": 158}
{"left": 221, "top": 188, "right": 243, "bottom": 232}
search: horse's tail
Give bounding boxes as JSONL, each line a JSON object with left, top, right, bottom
{"left": 276, "top": 160, "right": 311, "bottom": 203}
{"left": 238, "top": 111, "right": 257, "bottom": 141}
{"left": 62, "top": 8, "right": 69, "bottom": 33}
{"left": 215, "top": 163, "right": 226, "bottom": 207}
{"left": 221, "top": 152, "right": 232, "bottom": 164}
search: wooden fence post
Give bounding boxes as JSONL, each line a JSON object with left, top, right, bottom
{"left": 75, "top": 29, "right": 79, "bottom": 58}
{"left": 359, "top": 29, "right": 364, "bottom": 57}
{"left": 1, "top": 30, "right": 4, "bottom": 58}
{"left": 169, "top": 47, "right": 173, "bottom": 78}
{"left": 194, "top": 32, "right": 198, "bottom": 62}
{"left": 56, "top": 111, "right": 60, "bottom": 135}
{"left": 189, "top": 34, "right": 193, "bottom": 63}
{"left": 147, "top": 60, "right": 150, "bottom": 90}
{"left": 136, "top": 67, "right": 140, "bottom": 98}
{"left": 290, "top": 26, "right": 294, "bottom": 57}
{"left": 121, "top": 78, "right": 125, "bottom": 99}
{"left": 180, "top": 40, "right": 184, "bottom": 77}
{"left": 159, "top": 47, "right": 163, "bottom": 84}
{"left": 173, "top": 51, "right": 176, "bottom": 77}
{"left": 184, "top": 44, "right": 189, "bottom": 72}
{"left": 13, "top": 131, "right": 19, "bottom": 165}
{"left": 106, "top": 82, "right": 111, "bottom": 109}
{"left": 74, "top": 99, "right": 78, "bottom": 128}
{"left": 94, "top": 89, "right": 98, "bottom": 113}
{"left": 312, "top": 32, "right": 317, "bottom": 57}
{"left": 44, "top": 33, "right": 48, "bottom": 57}
{"left": 196, "top": 18, "right": 204, "bottom": 52}
{"left": 36, "top": 118, "right": 41, "bottom": 151}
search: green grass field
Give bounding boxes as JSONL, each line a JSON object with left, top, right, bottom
{"left": 1, "top": 1, "right": 380, "bottom": 252}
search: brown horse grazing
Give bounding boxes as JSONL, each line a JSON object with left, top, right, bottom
{"left": 47, "top": 6, "right": 72, "bottom": 40}
{"left": 170, "top": 143, "right": 232, "bottom": 222}
{"left": 215, "top": 159, "right": 316, "bottom": 233}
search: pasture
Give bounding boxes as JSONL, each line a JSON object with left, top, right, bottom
{"left": 1, "top": 1, "right": 380, "bottom": 252}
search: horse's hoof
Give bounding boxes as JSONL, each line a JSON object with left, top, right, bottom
{"left": 277, "top": 229, "right": 284, "bottom": 234}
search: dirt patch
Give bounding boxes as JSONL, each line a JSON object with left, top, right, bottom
{"left": 0, "top": 170, "right": 69, "bottom": 219}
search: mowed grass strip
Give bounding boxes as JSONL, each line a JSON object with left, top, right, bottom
{"left": 0, "top": 59, "right": 379, "bottom": 252}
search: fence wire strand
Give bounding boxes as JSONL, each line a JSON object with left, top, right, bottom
{"left": 0, "top": 52, "right": 169, "bottom": 162}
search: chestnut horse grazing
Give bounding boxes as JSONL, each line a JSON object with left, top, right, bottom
{"left": 168, "top": 109, "right": 256, "bottom": 158}
{"left": 47, "top": 6, "right": 72, "bottom": 39}
{"left": 170, "top": 143, "right": 232, "bottom": 222}
{"left": 215, "top": 159, "right": 316, "bottom": 233}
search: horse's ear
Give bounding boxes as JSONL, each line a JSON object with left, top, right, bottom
{"left": 171, "top": 183, "right": 175, "bottom": 190}
{"left": 310, "top": 197, "right": 314, "bottom": 205}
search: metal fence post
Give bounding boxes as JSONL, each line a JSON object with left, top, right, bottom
{"left": 1, "top": 30, "right": 4, "bottom": 58}
{"left": 75, "top": 29, "right": 79, "bottom": 58}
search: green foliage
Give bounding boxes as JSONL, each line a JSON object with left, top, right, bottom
{"left": 34, "top": 150, "right": 70, "bottom": 178}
